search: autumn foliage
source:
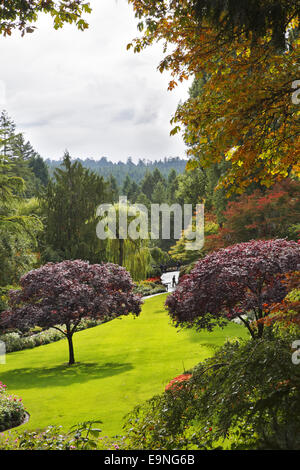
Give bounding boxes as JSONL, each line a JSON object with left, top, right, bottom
{"left": 260, "top": 271, "right": 300, "bottom": 327}
{"left": 206, "top": 179, "right": 300, "bottom": 251}
{"left": 128, "top": 0, "right": 299, "bottom": 193}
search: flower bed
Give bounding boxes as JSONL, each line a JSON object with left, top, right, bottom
{"left": 144, "top": 277, "right": 161, "bottom": 284}
{"left": 0, "top": 423, "right": 124, "bottom": 450}
{"left": 133, "top": 281, "right": 167, "bottom": 297}
{"left": 0, "top": 382, "right": 26, "bottom": 432}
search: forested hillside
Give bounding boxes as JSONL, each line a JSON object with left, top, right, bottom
{"left": 45, "top": 156, "right": 187, "bottom": 187}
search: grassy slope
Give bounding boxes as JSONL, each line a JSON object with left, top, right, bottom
{"left": 0, "top": 294, "right": 248, "bottom": 437}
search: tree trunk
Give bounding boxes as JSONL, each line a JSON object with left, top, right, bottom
{"left": 119, "top": 238, "right": 124, "bottom": 267}
{"left": 257, "top": 309, "right": 264, "bottom": 338}
{"left": 67, "top": 333, "right": 75, "bottom": 365}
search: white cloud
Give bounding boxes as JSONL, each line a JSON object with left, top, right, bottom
{"left": 0, "top": 0, "right": 191, "bottom": 162}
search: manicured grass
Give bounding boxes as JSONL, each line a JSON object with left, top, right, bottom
{"left": 0, "top": 294, "right": 248, "bottom": 437}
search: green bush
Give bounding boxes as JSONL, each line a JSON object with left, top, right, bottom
{"left": 0, "top": 286, "right": 15, "bottom": 315}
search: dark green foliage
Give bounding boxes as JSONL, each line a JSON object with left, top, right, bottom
{"left": 175, "top": 167, "right": 206, "bottom": 206}
{"left": 0, "top": 285, "right": 14, "bottom": 315}
{"left": 124, "top": 332, "right": 300, "bottom": 450}
{"left": 0, "top": 111, "right": 49, "bottom": 196}
{"left": 46, "top": 156, "right": 187, "bottom": 189}
{"left": 40, "top": 152, "right": 110, "bottom": 263}
{"left": 0, "top": 115, "right": 43, "bottom": 286}
{"left": 193, "top": 0, "right": 297, "bottom": 49}
{"left": 28, "top": 154, "right": 49, "bottom": 188}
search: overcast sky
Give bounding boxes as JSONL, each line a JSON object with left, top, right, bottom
{"left": 0, "top": 0, "right": 192, "bottom": 163}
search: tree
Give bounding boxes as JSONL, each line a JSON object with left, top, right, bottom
{"left": 0, "top": 111, "right": 48, "bottom": 196}
{"left": 168, "top": 215, "right": 218, "bottom": 265}
{"left": 1, "top": 260, "right": 142, "bottom": 365}
{"left": 128, "top": 0, "right": 299, "bottom": 193}
{"left": 152, "top": 181, "right": 167, "bottom": 205}
{"left": 206, "top": 179, "right": 300, "bottom": 251}
{"left": 0, "top": 1, "right": 91, "bottom": 37}
{"left": 104, "top": 201, "right": 152, "bottom": 281}
{"left": 140, "top": 171, "right": 155, "bottom": 200}
{"left": 40, "top": 152, "right": 109, "bottom": 263}
{"left": 0, "top": 151, "right": 42, "bottom": 286}
{"left": 175, "top": 167, "right": 207, "bottom": 206}
{"left": 107, "top": 174, "right": 119, "bottom": 203}
{"left": 166, "top": 168, "right": 178, "bottom": 204}
{"left": 192, "top": 0, "right": 298, "bottom": 49}
{"left": 175, "top": 38, "right": 299, "bottom": 193}
{"left": 265, "top": 270, "right": 300, "bottom": 327}
{"left": 28, "top": 154, "right": 49, "bottom": 188}
{"left": 165, "top": 239, "right": 300, "bottom": 339}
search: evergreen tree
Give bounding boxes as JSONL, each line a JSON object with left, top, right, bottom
{"left": 107, "top": 174, "right": 119, "bottom": 203}
{"left": 28, "top": 154, "right": 49, "bottom": 188}
{"left": 166, "top": 169, "right": 179, "bottom": 204}
{"left": 0, "top": 152, "right": 42, "bottom": 286}
{"left": 40, "top": 152, "right": 109, "bottom": 263}
{"left": 141, "top": 171, "right": 155, "bottom": 200}
{"left": 152, "top": 181, "right": 167, "bottom": 205}
{"left": 0, "top": 111, "right": 47, "bottom": 195}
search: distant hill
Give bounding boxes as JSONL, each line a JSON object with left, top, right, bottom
{"left": 45, "top": 156, "right": 187, "bottom": 187}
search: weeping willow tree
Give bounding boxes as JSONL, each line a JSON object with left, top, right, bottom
{"left": 106, "top": 237, "right": 151, "bottom": 281}
{"left": 102, "top": 200, "right": 152, "bottom": 281}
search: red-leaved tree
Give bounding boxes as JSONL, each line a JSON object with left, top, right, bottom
{"left": 1, "top": 260, "right": 143, "bottom": 365}
{"left": 165, "top": 239, "right": 300, "bottom": 339}
{"left": 206, "top": 179, "right": 300, "bottom": 251}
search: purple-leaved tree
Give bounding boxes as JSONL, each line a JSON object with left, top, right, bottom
{"left": 165, "top": 239, "right": 300, "bottom": 339}
{"left": 1, "top": 260, "right": 142, "bottom": 365}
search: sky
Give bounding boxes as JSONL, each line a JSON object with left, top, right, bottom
{"left": 0, "top": 0, "right": 192, "bottom": 163}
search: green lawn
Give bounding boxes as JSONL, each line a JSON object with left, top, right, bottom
{"left": 0, "top": 294, "right": 248, "bottom": 437}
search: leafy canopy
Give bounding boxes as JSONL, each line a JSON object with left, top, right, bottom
{"left": 128, "top": 0, "right": 299, "bottom": 193}
{"left": 1, "top": 260, "right": 142, "bottom": 364}
{"left": 0, "top": 1, "right": 92, "bottom": 36}
{"left": 165, "top": 239, "right": 300, "bottom": 339}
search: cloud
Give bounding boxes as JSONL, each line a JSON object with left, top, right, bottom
{"left": 0, "top": 0, "right": 191, "bottom": 162}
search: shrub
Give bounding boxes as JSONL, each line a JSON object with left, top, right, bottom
{"left": 0, "top": 382, "right": 26, "bottom": 432}
{"left": 165, "top": 373, "right": 192, "bottom": 393}
{"left": 124, "top": 333, "right": 300, "bottom": 450}
{"left": 0, "top": 286, "right": 15, "bottom": 316}
{"left": 0, "top": 421, "right": 124, "bottom": 450}
{"left": 133, "top": 281, "right": 167, "bottom": 297}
